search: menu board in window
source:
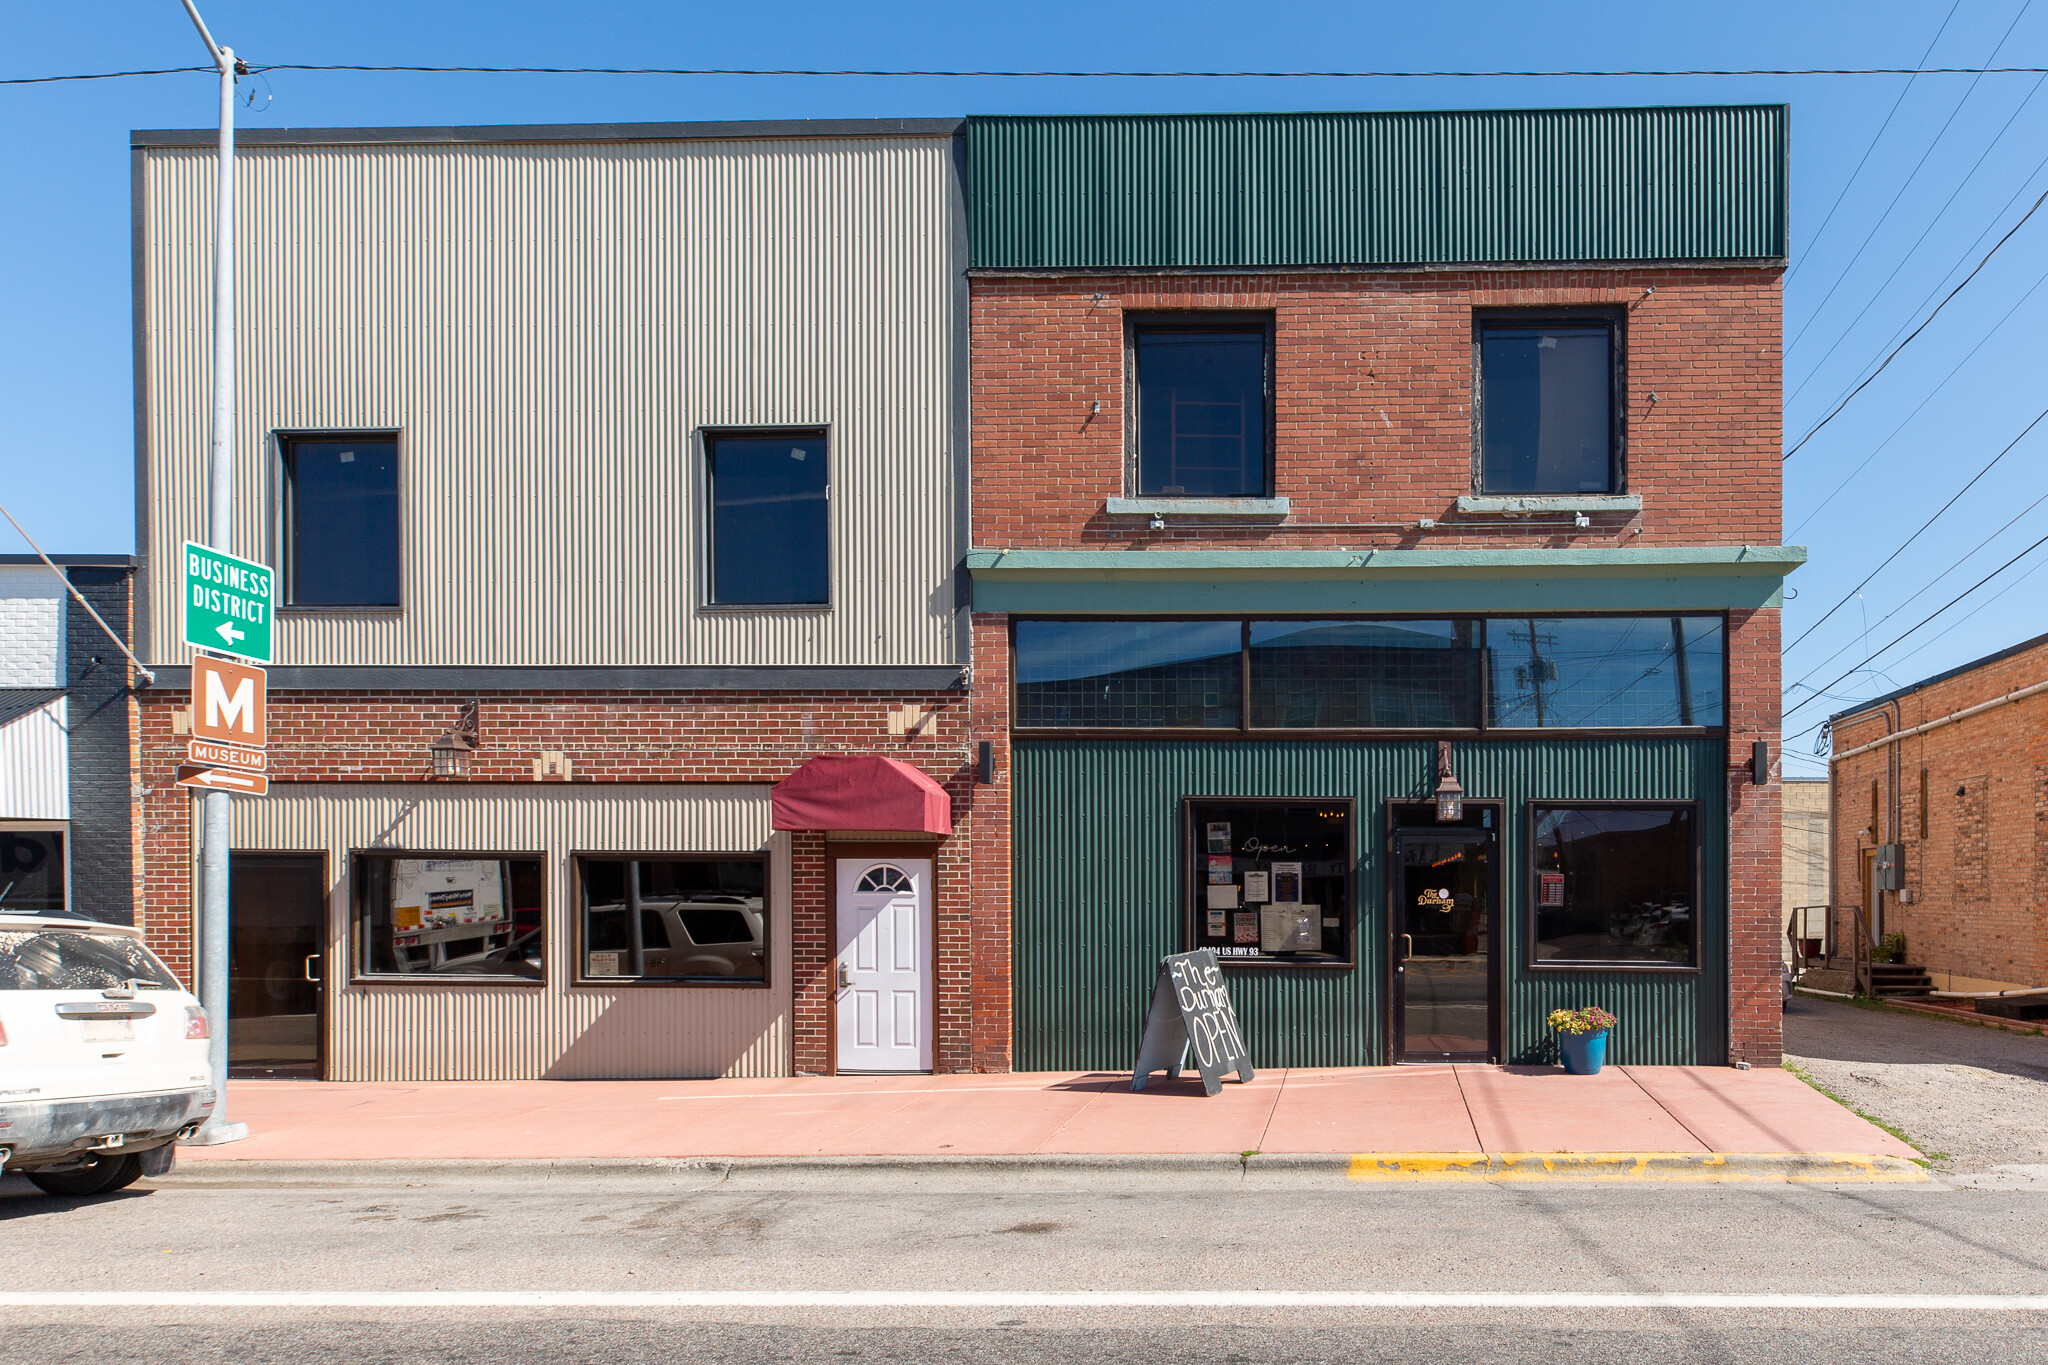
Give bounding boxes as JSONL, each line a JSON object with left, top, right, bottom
{"left": 1185, "top": 799, "right": 1353, "bottom": 964}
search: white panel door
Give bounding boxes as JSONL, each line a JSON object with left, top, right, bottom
{"left": 835, "top": 858, "right": 932, "bottom": 1073}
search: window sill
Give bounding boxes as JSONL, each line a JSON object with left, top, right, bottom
{"left": 348, "top": 975, "right": 546, "bottom": 987}
{"left": 1456, "top": 494, "right": 1642, "bottom": 515}
{"left": 1105, "top": 497, "right": 1291, "bottom": 518}
{"left": 1526, "top": 960, "right": 1700, "bottom": 974}
{"left": 280, "top": 605, "right": 403, "bottom": 616}
{"left": 573, "top": 977, "right": 771, "bottom": 989}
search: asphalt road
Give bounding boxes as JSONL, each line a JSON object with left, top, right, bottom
{"left": 7, "top": 1162, "right": 2048, "bottom": 1362}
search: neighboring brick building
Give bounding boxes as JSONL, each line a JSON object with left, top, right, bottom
{"left": 965, "top": 109, "right": 1799, "bottom": 1068}
{"left": 1827, "top": 631, "right": 2048, "bottom": 993}
{"left": 1782, "top": 778, "right": 1829, "bottom": 963}
{"left": 0, "top": 556, "right": 138, "bottom": 925}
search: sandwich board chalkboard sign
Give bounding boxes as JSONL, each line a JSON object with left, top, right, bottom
{"left": 1131, "top": 949, "right": 1255, "bottom": 1096}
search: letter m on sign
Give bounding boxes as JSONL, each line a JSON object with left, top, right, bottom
{"left": 192, "top": 656, "right": 267, "bottom": 747}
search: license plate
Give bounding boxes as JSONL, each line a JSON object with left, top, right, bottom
{"left": 80, "top": 1020, "right": 134, "bottom": 1043}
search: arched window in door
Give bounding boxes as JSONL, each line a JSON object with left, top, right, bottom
{"left": 855, "top": 864, "right": 912, "bottom": 895}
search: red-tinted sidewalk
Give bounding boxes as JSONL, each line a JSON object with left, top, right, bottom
{"left": 181, "top": 1064, "right": 1919, "bottom": 1164}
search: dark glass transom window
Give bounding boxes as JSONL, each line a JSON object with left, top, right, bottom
{"left": 707, "top": 430, "right": 830, "bottom": 606}
{"left": 1135, "top": 325, "right": 1270, "bottom": 497}
{"left": 1250, "top": 620, "right": 1481, "bottom": 728}
{"left": 1478, "top": 322, "right": 1616, "bottom": 494}
{"left": 1486, "top": 617, "right": 1723, "bottom": 728}
{"left": 281, "top": 433, "right": 401, "bottom": 608}
{"left": 1014, "top": 620, "right": 1242, "bottom": 728}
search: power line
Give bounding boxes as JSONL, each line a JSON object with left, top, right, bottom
{"left": 1783, "top": 0, "right": 2034, "bottom": 361}
{"left": 0, "top": 66, "right": 209, "bottom": 85}
{"left": 1786, "top": 267, "right": 2048, "bottom": 538}
{"left": 1785, "top": 406, "right": 2048, "bottom": 651}
{"left": 1780, "top": 183, "right": 2048, "bottom": 461}
{"left": 1785, "top": 518, "right": 2048, "bottom": 721}
{"left": 1785, "top": 69, "right": 2048, "bottom": 409}
{"left": 1782, "top": 0, "right": 1964, "bottom": 287}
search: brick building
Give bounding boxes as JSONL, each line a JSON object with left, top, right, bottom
{"left": 1827, "top": 631, "right": 2048, "bottom": 993}
{"left": 964, "top": 109, "right": 1799, "bottom": 1067}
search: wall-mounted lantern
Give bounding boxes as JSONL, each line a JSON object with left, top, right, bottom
{"left": 1433, "top": 739, "right": 1464, "bottom": 823}
{"left": 430, "top": 701, "right": 480, "bottom": 779}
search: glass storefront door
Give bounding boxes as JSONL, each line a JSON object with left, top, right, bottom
{"left": 1391, "top": 811, "right": 1498, "bottom": 1063}
{"left": 228, "top": 854, "right": 326, "bottom": 1078}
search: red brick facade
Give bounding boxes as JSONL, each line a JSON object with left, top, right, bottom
{"left": 973, "top": 270, "right": 1782, "bottom": 549}
{"left": 1829, "top": 635, "right": 2048, "bottom": 990}
{"left": 135, "top": 684, "right": 1013, "bottom": 1075}
{"left": 972, "top": 265, "right": 1787, "bottom": 1066}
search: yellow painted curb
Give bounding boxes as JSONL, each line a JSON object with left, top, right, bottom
{"left": 1345, "top": 1152, "right": 1928, "bottom": 1183}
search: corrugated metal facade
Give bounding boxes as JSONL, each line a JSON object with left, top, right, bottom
{"left": 219, "top": 782, "right": 790, "bottom": 1080}
{"left": 1013, "top": 738, "right": 1725, "bottom": 1071}
{"left": 0, "top": 698, "right": 69, "bottom": 821}
{"left": 968, "top": 107, "right": 1786, "bottom": 269}
{"left": 139, "top": 132, "right": 962, "bottom": 667}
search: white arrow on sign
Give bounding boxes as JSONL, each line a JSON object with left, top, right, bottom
{"left": 216, "top": 621, "right": 245, "bottom": 645}
{"left": 175, "top": 763, "right": 269, "bottom": 796}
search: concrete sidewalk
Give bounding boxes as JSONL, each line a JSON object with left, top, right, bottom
{"left": 181, "top": 1064, "right": 1922, "bottom": 1174}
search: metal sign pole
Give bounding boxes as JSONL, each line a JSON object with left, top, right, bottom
{"left": 181, "top": 0, "right": 247, "bottom": 1145}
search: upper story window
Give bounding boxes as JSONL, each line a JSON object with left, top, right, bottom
{"left": 1476, "top": 317, "right": 1620, "bottom": 495}
{"left": 706, "top": 429, "right": 830, "bottom": 607}
{"left": 1131, "top": 316, "right": 1272, "bottom": 498}
{"left": 280, "top": 433, "right": 401, "bottom": 609}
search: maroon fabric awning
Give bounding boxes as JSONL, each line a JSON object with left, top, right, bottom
{"left": 771, "top": 754, "right": 954, "bottom": 836}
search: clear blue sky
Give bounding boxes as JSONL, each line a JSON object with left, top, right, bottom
{"left": 4, "top": 1, "right": 2046, "bottom": 771}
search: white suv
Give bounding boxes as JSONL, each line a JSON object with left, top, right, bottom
{"left": 0, "top": 914, "right": 216, "bottom": 1196}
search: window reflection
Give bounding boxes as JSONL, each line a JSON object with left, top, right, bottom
{"left": 1532, "top": 806, "right": 1695, "bottom": 967}
{"left": 1015, "top": 620, "right": 1242, "bottom": 728}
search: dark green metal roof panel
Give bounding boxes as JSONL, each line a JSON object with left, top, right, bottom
{"left": 1012, "top": 737, "right": 1725, "bottom": 1071}
{"left": 969, "top": 107, "right": 1787, "bottom": 269}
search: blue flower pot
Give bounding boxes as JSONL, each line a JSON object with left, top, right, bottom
{"left": 1559, "top": 1030, "right": 1609, "bottom": 1075}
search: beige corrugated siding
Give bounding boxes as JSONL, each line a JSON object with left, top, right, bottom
{"left": 0, "top": 698, "right": 68, "bottom": 821}
{"left": 221, "top": 782, "right": 790, "bottom": 1080}
{"left": 142, "top": 134, "right": 959, "bottom": 667}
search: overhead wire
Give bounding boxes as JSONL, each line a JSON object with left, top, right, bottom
{"left": 1783, "top": 0, "right": 2034, "bottom": 360}
{"left": 1782, "top": 0, "right": 1965, "bottom": 287}
{"left": 1785, "top": 69, "right": 2048, "bottom": 409}
{"left": 1786, "top": 272, "right": 2048, "bottom": 538}
{"left": 1786, "top": 406, "right": 2048, "bottom": 650}
{"left": 1780, "top": 182, "right": 2048, "bottom": 460}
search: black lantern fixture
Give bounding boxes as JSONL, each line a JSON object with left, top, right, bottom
{"left": 1433, "top": 739, "right": 1464, "bottom": 823}
{"left": 429, "top": 701, "right": 480, "bottom": 779}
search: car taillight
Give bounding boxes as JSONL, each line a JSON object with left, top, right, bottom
{"left": 0, "top": 1015, "right": 8, "bottom": 1045}
{"left": 184, "top": 1006, "right": 209, "bottom": 1040}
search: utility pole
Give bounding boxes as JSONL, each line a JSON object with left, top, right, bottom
{"left": 180, "top": 0, "right": 248, "bottom": 1146}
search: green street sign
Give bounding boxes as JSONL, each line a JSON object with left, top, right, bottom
{"left": 182, "top": 541, "right": 275, "bottom": 663}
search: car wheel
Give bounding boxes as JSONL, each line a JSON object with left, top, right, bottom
{"left": 25, "top": 1153, "right": 143, "bottom": 1197}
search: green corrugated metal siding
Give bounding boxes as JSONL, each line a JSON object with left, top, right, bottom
{"left": 969, "top": 107, "right": 1786, "bottom": 269}
{"left": 1013, "top": 737, "right": 1725, "bottom": 1071}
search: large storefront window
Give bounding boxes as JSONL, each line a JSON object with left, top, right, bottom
{"left": 353, "top": 854, "right": 545, "bottom": 981}
{"left": 1487, "top": 617, "right": 1724, "bottom": 728}
{"left": 0, "top": 829, "right": 65, "bottom": 913}
{"left": 1015, "top": 620, "right": 1241, "bottom": 728}
{"left": 577, "top": 857, "right": 769, "bottom": 984}
{"left": 1530, "top": 805, "right": 1696, "bottom": 968}
{"left": 1249, "top": 620, "right": 1481, "bottom": 728}
{"left": 1014, "top": 616, "right": 1724, "bottom": 732}
{"left": 1186, "top": 799, "right": 1353, "bottom": 965}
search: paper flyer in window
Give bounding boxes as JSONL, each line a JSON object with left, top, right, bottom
{"left": 1271, "top": 862, "right": 1303, "bottom": 904}
{"left": 1207, "top": 855, "right": 1233, "bottom": 875}
{"left": 1206, "top": 909, "right": 1227, "bottom": 937}
{"left": 1232, "top": 912, "right": 1259, "bottom": 944}
{"left": 1206, "top": 883, "right": 1239, "bottom": 910}
{"left": 1206, "top": 822, "right": 1232, "bottom": 854}
{"left": 588, "top": 951, "right": 621, "bottom": 977}
{"left": 1242, "top": 871, "right": 1270, "bottom": 903}
{"left": 1208, "top": 869, "right": 1234, "bottom": 885}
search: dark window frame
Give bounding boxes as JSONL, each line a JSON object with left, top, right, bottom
{"left": 1126, "top": 312, "right": 1277, "bottom": 499}
{"left": 1524, "top": 800, "right": 1702, "bottom": 974}
{"left": 1471, "top": 310, "right": 1627, "bottom": 497}
{"left": 1008, "top": 612, "right": 1730, "bottom": 740}
{"left": 275, "top": 428, "right": 405, "bottom": 615}
{"left": 570, "top": 851, "right": 774, "bottom": 989}
{"left": 1181, "top": 795, "right": 1358, "bottom": 972}
{"left": 348, "top": 849, "right": 548, "bottom": 986}
{"left": 0, "top": 823, "right": 68, "bottom": 916}
{"left": 700, "top": 424, "right": 833, "bottom": 612}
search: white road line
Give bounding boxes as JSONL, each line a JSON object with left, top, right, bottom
{"left": 3, "top": 1291, "right": 2047, "bottom": 1310}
